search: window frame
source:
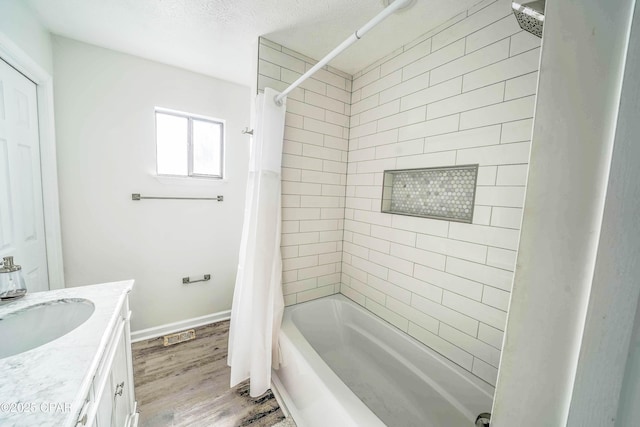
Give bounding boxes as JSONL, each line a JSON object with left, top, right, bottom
{"left": 154, "top": 107, "right": 225, "bottom": 179}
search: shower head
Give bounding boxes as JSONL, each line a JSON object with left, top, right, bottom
{"left": 512, "top": 0, "right": 545, "bottom": 38}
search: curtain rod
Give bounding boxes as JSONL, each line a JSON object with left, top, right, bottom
{"left": 273, "top": 0, "right": 411, "bottom": 106}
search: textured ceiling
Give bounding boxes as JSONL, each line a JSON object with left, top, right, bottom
{"left": 28, "top": 0, "right": 480, "bottom": 86}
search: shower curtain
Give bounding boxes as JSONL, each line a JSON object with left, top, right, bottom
{"left": 228, "top": 87, "right": 287, "bottom": 398}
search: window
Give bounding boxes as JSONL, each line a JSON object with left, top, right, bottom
{"left": 155, "top": 108, "right": 224, "bottom": 178}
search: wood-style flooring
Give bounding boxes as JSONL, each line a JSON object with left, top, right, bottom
{"left": 132, "top": 321, "right": 285, "bottom": 427}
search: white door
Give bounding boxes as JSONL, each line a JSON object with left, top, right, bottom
{"left": 0, "top": 58, "right": 48, "bottom": 292}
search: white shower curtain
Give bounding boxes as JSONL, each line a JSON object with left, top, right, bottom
{"left": 227, "top": 87, "right": 287, "bottom": 397}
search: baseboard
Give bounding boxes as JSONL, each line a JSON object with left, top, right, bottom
{"left": 131, "top": 310, "right": 231, "bottom": 343}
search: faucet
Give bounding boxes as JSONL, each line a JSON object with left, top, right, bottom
{"left": 0, "top": 256, "right": 27, "bottom": 300}
{"left": 475, "top": 412, "right": 491, "bottom": 427}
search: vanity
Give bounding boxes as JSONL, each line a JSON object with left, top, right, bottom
{"left": 0, "top": 280, "right": 137, "bottom": 427}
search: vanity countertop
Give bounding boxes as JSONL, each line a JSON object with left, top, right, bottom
{"left": 0, "top": 280, "right": 134, "bottom": 427}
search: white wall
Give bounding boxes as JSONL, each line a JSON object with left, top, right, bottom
{"left": 0, "top": 0, "right": 53, "bottom": 74}
{"left": 491, "top": 0, "right": 636, "bottom": 425}
{"left": 257, "top": 38, "right": 351, "bottom": 305}
{"left": 342, "top": 0, "right": 539, "bottom": 387}
{"left": 52, "top": 36, "right": 251, "bottom": 331}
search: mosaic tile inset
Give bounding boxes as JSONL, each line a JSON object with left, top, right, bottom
{"left": 381, "top": 165, "right": 479, "bottom": 223}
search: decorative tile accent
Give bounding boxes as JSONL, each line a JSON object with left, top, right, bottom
{"left": 381, "top": 165, "right": 479, "bottom": 223}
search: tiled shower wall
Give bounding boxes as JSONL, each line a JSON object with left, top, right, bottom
{"left": 342, "top": 0, "right": 540, "bottom": 386}
{"left": 257, "top": 38, "right": 351, "bottom": 305}
{"left": 258, "top": 0, "right": 540, "bottom": 387}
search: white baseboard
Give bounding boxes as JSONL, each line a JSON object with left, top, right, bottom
{"left": 131, "top": 310, "right": 231, "bottom": 343}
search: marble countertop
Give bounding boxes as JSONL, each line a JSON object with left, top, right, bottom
{"left": 0, "top": 280, "right": 134, "bottom": 427}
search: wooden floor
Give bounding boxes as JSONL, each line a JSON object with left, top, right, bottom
{"left": 132, "top": 321, "right": 285, "bottom": 427}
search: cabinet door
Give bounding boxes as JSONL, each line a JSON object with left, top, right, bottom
{"left": 111, "top": 329, "right": 132, "bottom": 427}
{"left": 94, "top": 380, "right": 113, "bottom": 427}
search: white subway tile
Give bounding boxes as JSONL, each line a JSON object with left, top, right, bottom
{"left": 283, "top": 278, "right": 317, "bottom": 295}
{"left": 282, "top": 270, "right": 297, "bottom": 284}
{"left": 309, "top": 66, "right": 347, "bottom": 90}
{"left": 459, "top": 96, "right": 536, "bottom": 130}
{"left": 304, "top": 117, "right": 345, "bottom": 139}
{"left": 472, "top": 206, "right": 492, "bottom": 225}
{"left": 281, "top": 231, "right": 319, "bottom": 246}
{"left": 281, "top": 68, "right": 327, "bottom": 95}
{"left": 477, "top": 166, "right": 498, "bottom": 185}
{"left": 356, "top": 158, "right": 397, "bottom": 174}
{"left": 358, "top": 129, "right": 399, "bottom": 149}
{"left": 281, "top": 221, "right": 299, "bottom": 234}
{"left": 446, "top": 257, "right": 513, "bottom": 292}
{"left": 283, "top": 255, "right": 318, "bottom": 271}
{"left": 362, "top": 70, "right": 403, "bottom": 99}
{"left": 318, "top": 272, "right": 341, "bottom": 287}
{"left": 297, "top": 284, "right": 336, "bottom": 303}
{"left": 408, "top": 323, "right": 473, "bottom": 370}
{"left": 304, "top": 90, "right": 345, "bottom": 114}
{"left": 349, "top": 278, "right": 386, "bottom": 305}
{"left": 379, "top": 71, "right": 431, "bottom": 105}
{"left": 284, "top": 126, "right": 324, "bottom": 145}
{"left": 257, "top": 75, "right": 288, "bottom": 92}
{"left": 344, "top": 219, "right": 371, "bottom": 235}
{"left": 360, "top": 100, "right": 401, "bottom": 124}
{"left": 395, "top": 151, "right": 457, "bottom": 170}
{"left": 282, "top": 154, "right": 323, "bottom": 171}
{"left": 462, "top": 48, "right": 541, "bottom": 92}
{"left": 478, "top": 323, "right": 504, "bottom": 349}
{"left": 392, "top": 214, "right": 449, "bottom": 237}
{"left": 412, "top": 293, "right": 479, "bottom": 336}
{"left": 302, "top": 144, "right": 344, "bottom": 162}
{"left": 439, "top": 323, "right": 501, "bottom": 367}
{"left": 510, "top": 30, "right": 541, "bottom": 56}
{"left": 298, "top": 241, "right": 338, "bottom": 256}
{"left": 402, "top": 39, "right": 466, "bottom": 81}
{"left": 351, "top": 255, "right": 389, "bottom": 280}
{"left": 417, "top": 234, "right": 487, "bottom": 263}
{"left": 371, "top": 224, "right": 417, "bottom": 246}
{"left": 324, "top": 135, "right": 349, "bottom": 151}
{"left": 427, "top": 82, "right": 505, "bottom": 120}
{"left": 388, "top": 270, "right": 443, "bottom": 303}
{"left": 350, "top": 121, "right": 378, "bottom": 139}
{"left": 343, "top": 262, "right": 368, "bottom": 283}
{"left": 501, "top": 118, "right": 533, "bottom": 143}
{"left": 466, "top": 15, "right": 522, "bottom": 53}
{"left": 346, "top": 197, "right": 373, "bottom": 211}
{"left": 381, "top": 38, "right": 432, "bottom": 77}
{"left": 377, "top": 107, "right": 426, "bottom": 132}
{"left": 354, "top": 185, "right": 381, "bottom": 199}
{"left": 321, "top": 208, "right": 345, "bottom": 220}
{"left": 323, "top": 159, "right": 347, "bottom": 174}
{"left": 354, "top": 209, "right": 393, "bottom": 227}
{"left": 368, "top": 276, "right": 412, "bottom": 305}
{"left": 456, "top": 141, "right": 530, "bottom": 166}
{"left": 259, "top": 59, "right": 280, "bottom": 80}
{"left": 490, "top": 207, "right": 523, "bottom": 229}
{"left": 424, "top": 125, "right": 501, "bottom": 152}
{"left": 432, "top": 1, "right": 511, "bottom": 51}
{"left": 259, "top": 37, "right": 281, "bottom": 51}
{"left": 282, "top": 181, "right": 322, "bottom": 195}
{"left": 281, "top": 246, "right": 298, "bottom": 259}
{"left": 475, "top": 186, "right": 526, "bottom": 208}
{"left": 297, "top": 264, "right": 336, "bottom": 281}
{"left": 282, "top": 207, "right": 321, "bottom": 221}
{"left": 505, "top": 72, "right": 538, "bottom": 100}
{"left": 341, "top": 284, "right": 366, "bottom": 306}
{"left": 467, "top": 0, "right": 496, "bottom": 16}
{"left": 486, "top": 247, "right": 517, "bottom": 271}
{"left": 496, "top": 164, "right": 528, "bottom": 185}
{"left": 283, "top": 140, "right": 302, "bottom": 155}
{"left": 325, "top": 110, "right": 350, "bottom": 128}
{"left": 431, "top": 39, "right": 510, "bottom": 86}
{"left": 482, "top": 286, "right": 510, "bottom": 311}
{"left": 449, "top": 222, "right": 520, "bottom": 250}
{"left": 351, "top": 94, "right": 380, "bottom": 115}
{"left": 375, "top": 139, "right": 424, "bottom": 160}
{"left": 285, "top": 112, "right": 303, "bottom": 129}
{"left": 326, "top": 85, "right": 351, "bottom": 104}
{"left": 282, "top": 195, "right": 300, "bottom": 208}
{"left": 349, "top": 147, "right": 376, "bottom": 163}
{"left": 367, "top": 299, "right": 409, "bottom": 331}
{"left": 300, "top": 195, "right": 342, "bottom": 208}
{"left": 344, "top": 241, "right": 369, "bottom": 261}
{"left": 301, "top": 170, "right": 343, "bottom": 185}
{"left": 472, "top": 358, "right": 498, "bottom": 386}
{"left": 282, "top": 167, "right": 301, "bottom": 182}
{"left": 442, "top": 291, "right": 507, "bottom": 330}
{"left": 300, "top": 219, "right": 340, "bottom": 232}
{"left": 390, "top": 243, "right": 446, "bottom": 270}
{"left": 259, "top": 45, "right": 305, "bottom": 73}
{"left": 353, "top": 67, "right": 381, "bottom": 91}
{"left": 414, "top": 264, "right": 483, "bottom": 301}
{"left": 401, "top": 77, "right": 463, "bottom": 112}
{"left": 387, "top": 297, "right": 439, "bottom": 333}
{"left": 399, "top": 115, "right": 460, "bottom": 142}
{"left": 353, "top": 233, "right": 390, "bottom": 254}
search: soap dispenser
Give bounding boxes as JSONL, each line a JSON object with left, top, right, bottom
{"left": 0, "top": 256, "right": 27, "bottom": 300}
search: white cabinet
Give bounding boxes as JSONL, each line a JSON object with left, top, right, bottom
{"left": 77, "top": 296, "right": 138, "bottom": 427}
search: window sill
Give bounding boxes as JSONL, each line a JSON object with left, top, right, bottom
{"left": 152, "top": 174, "right": 229, "bottom": 187}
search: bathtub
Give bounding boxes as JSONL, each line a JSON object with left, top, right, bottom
{"left": 271, "top": 294, "right": 494, "bottom": 427}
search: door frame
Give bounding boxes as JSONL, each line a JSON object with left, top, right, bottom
{"left": 0, "top": 33, "right": 64, "bottom": 290}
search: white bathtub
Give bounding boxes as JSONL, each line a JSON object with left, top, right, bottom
{"left": 272, "top": 294, "right": 494, "bottom": 427}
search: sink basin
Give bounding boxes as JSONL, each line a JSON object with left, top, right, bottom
{"left": 0, "top": 298, "right": 95, "bottom": 359}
